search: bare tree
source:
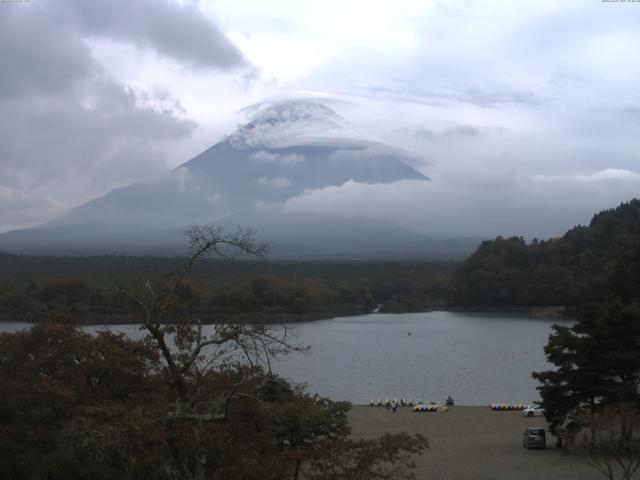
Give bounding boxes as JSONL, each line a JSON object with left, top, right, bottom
{"left": 111, "top": 225, "right": 304, "bottom": 403}
{"left": 577, "top": 407, "right": 640, "bottom": 480}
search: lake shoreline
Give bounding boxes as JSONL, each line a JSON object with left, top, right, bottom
{"left": 0, "top": 304, "right": 575, "bottom": 326}
{"left": 0, "top": 306, "right": 371, "bottom": 326}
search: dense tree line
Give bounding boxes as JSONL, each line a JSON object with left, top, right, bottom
{"left": 0, "top": 252, "right": 458, "bottom": 286}
{"left": 0, "top": 256, "right": 456, "bottom": 323}
{"left": 450, "top": 199, "right": 640, "bottom": 308}
{"left": 0, "top": 276, "right": 375, "bottom": 324}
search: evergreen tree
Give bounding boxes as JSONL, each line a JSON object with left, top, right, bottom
{"left": 451, "top": 198, "right": 640, "bottom": 308}
{"left": 533, "top": 247, "right": 640, "bottom": 447}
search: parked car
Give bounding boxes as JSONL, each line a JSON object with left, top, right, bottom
{"left": 522, "top": 405, "right": 545, "bottom": 417}
{"left": 523, "top": 427, "right": 546, "bottom": 449}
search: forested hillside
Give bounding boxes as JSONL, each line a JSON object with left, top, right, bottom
{"left": 450, "top": 199, "right": 640, "bottom": 308}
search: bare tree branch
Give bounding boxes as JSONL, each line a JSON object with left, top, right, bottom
{"left": 100, "top": 224, "right": 296, "bottom": 403}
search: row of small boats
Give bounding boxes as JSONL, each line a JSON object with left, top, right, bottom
{"left": 368, "top": 400, "right": 529, "bottom": 411}
{"left": 368, "top": 399, "right": 451, "bottom": 412}
{"left": 369, "top": 398, "right": 416, "bottom": 406}
{"left": 414, "top": 404, "right": 448, "bottom": 412}
{"left": 489, "top": 403, "right": 529, "bottom": 410}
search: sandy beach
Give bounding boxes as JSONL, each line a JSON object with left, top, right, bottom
{"left": 349, "top": 406, "right": 602, "bottom": 480}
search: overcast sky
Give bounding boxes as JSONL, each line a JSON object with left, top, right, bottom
{"left": 1, "top": 0, "right": 640, "bottom": 238}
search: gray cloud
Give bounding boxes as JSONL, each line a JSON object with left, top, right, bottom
{"left": 412, "top": 125, "right": 489, "bottom": 140}
{"left": 0, "top": 8, "right": 90, "bottom": 98}
{"left": 282, "top": 169, "right": 640, "bottom": 240}
{"left": 304, "top": 1, "right": 640, "bottom": 114}
{"left": 0, "top": 1, "right": 229, "bottom": 231}
{"left": 394, "top": 83, "right": 545, "bottom": 108}
{"left": 3, "top": 0, "right": 640, "bottom": 238}
{"left": 442, "top": 125, "right": 482, "bottom": 138}
{"left": 49, "top": 0, "right": 247, "bottom": 70}
{"left": 251, "top": 151, "right": 305, "bottom": 165}
{"left": 0, "top": 77, "right": 197, "bottom": 223}
{"left": 620, "top": 107, "right": 640, "bottom": 124}
{"left": 411, "top": 127, "right": 436, "bottom": 140}
{"left": 0, "top": 185, "right": 66, "bottom": 232}
{"left": 255, "top": 176, "right": 292, "bottom": 189}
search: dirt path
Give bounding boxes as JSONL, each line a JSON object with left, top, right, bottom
{"left": 349, "top": 406, "right": 602, "bottom": 480}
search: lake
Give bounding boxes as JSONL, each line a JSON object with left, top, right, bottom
{"left": 0, "top": 311, "right": 570, "bottom": 405}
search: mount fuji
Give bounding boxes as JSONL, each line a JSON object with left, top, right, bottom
{"left": 0, "top": 99, "right": 479, "bottom": 258}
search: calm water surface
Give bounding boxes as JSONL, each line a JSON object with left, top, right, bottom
{"left": 271, "top": 311, "right": 571, "bottom": 405}
{"left": 1, "top": 311, "right": 570, "bottom": 405}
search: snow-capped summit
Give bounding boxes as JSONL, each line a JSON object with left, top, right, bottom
{"left": 226, "top": 99, "right": 377, "bottom": 149}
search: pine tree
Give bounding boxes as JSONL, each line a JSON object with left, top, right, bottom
{"left": 533, "top": 247, "right": 640, "bottom": 448}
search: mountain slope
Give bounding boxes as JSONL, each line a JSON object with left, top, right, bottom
{"left": 54, "top": 99, "right": 427, "bottom": 230}
{"left": 0, "top": 99, "right": 445, "bottom": 257}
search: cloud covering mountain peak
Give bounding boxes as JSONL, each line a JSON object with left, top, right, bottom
{"left": 225, "top": 99, "right": 379, "bottom": 149}
{"left": 0, "top": 97, "right": 434, "bottom": 256}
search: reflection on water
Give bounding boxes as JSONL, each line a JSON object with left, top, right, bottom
{"left": 0, "top": 311, "right": 570, "bottom": 405}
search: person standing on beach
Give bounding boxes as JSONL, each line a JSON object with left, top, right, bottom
{"left": 391, "top": 399, "right": 398, "bottom": 413}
